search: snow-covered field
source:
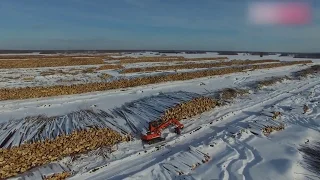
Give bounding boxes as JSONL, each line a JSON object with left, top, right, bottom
{"left": 1, "top": 52, "right": 320, "bottom": 180}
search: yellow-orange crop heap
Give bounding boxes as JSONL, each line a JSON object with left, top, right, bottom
{"left": 160, "top": 97, "right": 218, "bottom": 122}
{"left": 118, "top": 57, "right": 227, "bottom": 64}
{"left": 0, "top": 128, "right": 125, "bottom": 179}
{"left": 121, "top": 59, "right": 280, "bottom": 73}
{"left": 0, "top": 57, "right": 105, "bottom": 69}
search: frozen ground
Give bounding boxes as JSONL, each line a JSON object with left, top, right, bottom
{"left": 1, "top": 53, "right": 319, "bottom": 180}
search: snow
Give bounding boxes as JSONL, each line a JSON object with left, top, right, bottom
{"left": 1, "top": 53, "right": 319, "bottom": 180}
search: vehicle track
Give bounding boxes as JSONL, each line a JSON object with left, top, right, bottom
{"left": 217, "top": 145, "right": 239, "bottom": 180}
{"left": 233, "top": 76, "right": 248, "bottom": 85}
{"left": 222, "top": 136, "right": 253, "bottom": 180}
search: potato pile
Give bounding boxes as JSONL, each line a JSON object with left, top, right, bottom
{"left": 121, "top": 60, "right": 280, "bottom": 73}
{"left": 0, "top": 57, "right": 105, "bottom": 69}
{"left": 0, "top": 60, "right": 311, "bottom": 101}
{"left": 118, "top": 57, "right": 227, "bottom": 64}
{"left": 44, "top": 172, "right": 71, "bottom": 180}
{"left": 184, "top": 57, "right": 229, "bottom": 61}
{"left": 0, "top": 128, "right": 125, "bottom": 179}
{"left": 110, "top": 56, "right": 184, "bottom": 60}
{"left": 160, "top": 97, "right": 218, "bottom": 122}
{"left": 262, "top": 123, "right": 285, "bottom": 136}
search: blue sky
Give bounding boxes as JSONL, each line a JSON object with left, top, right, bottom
{"left": 0, "top": 0, "right": 319, "bottom": 52}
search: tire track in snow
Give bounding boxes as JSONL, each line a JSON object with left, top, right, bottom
{"left": 241, "top": 139, "right": 263, "bottom": 180}
{"left": 221, "top": 134, "right": 258, "bottom": 180}
{"left": 233, "top": 76, "right": 248, "bottom": 85}
{"left": 220, "top": 138, "right": 243, "bottom": 180}
{"left": 217, "top": 143, "right": 240, "bottom": 180}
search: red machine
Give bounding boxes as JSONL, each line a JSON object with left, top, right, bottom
{"left": 141, "top": 119, "right": 184, "bottom": 144}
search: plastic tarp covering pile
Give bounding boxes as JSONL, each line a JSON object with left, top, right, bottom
{"left": 0, "top": 91, "right": 200, "bottom": 148}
